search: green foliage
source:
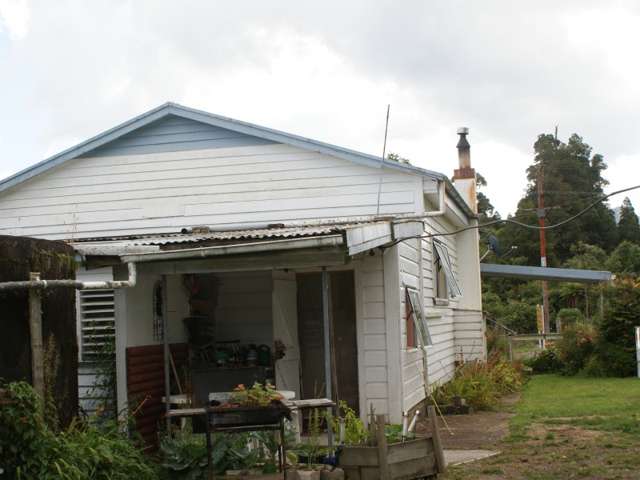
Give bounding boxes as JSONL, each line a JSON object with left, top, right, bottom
{"left": 160, "top": 427, "right": 296, "bottom": 478}
{"left": 476, "top": 172, "right": 500, "bottom": 222}
{"left": 160, "top": 430, "right": 277, "bottom": 478}
{"left": 485, "top": 326, "right": 509, "bottom": 357}
{"left": 229, "top": 382, "right": 283, "bottom": 407}
{"left": 606, "top": 241, "right": 640, "bottom": 275}
{"left": 525, "top": 349, "right": 563, "bottom": 374}
{"left": 160, "top": 431, "right": 209, "bottom": 480}
{"left": 0, "top": 381, "right": 157, "bottom": 480}
{"left": 555, "top": 322, "right": 597, "bottom": 375}
{"left": 595, "top": 280, "right": 639, "bottom": 376}
{"left": 333, "top": 401, "right": 368, "bottom": 446}
{"left": 432, "top": 354, "right": 524, "bottom": 410}
{"left": 617, "top": 197, "right": 640, "bottom": 244}
{"left": 384, "top": 423, "right": 412, "bottom": 444}
{"left": 0, "top": 381, "right": 52, "bottom": 478}
{"left": 50, "top": 420, "right": 158, "bottom": 480}
{"left": 556, "top": 308, "right": 584, "bottom": 329}
{"left": 499, "top": 133, "right": 617, "bottom": 266}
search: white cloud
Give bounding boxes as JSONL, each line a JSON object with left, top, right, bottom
{"left": 0, "top": 0, "right": 29, "bottom": 40}
{"left": 3, "top": 0, "right": 640, "bottom": 218}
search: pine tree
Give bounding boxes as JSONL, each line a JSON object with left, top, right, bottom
{"left": 498, "top": 133, "right": 617, "bottom": 266}
{"left": 617, "top": 197, "right": 640, "bottom": 244}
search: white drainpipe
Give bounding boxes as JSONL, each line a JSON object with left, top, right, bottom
{"left": 0, "top": 262, "right": 137, "bottom": 291}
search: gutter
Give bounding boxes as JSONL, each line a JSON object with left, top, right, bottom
{"left": 120, "top": 235, "right": 344, "bottom": 263}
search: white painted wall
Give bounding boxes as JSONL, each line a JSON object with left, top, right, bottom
{"left": 398, "top": 210, "right": 485, "bottom": 412}
{"left": 124, "top": 273, "right": 190, "bottom": 347}
{"left": 0, "top": 144, "right": 423, "bottom": 239}
{"left": 352, "top": 251, "right": 399, "bottom": 422}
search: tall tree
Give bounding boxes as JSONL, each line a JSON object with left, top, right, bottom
{"left": 617, "top": 197, "right": 640, "bottom": 244}
{"left": 476, "top": 172, "right": 500, "bottom": 222}
{"left": 499, "top": 133, "right": 617, "bottom": 266}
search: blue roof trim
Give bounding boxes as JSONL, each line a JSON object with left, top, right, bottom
{"left": 0, "top": 102, "right": 474, "bottom": 218}
{"left": 480, "top": 263, "right": 613, "bottom": 283}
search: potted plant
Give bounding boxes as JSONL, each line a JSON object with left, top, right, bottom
{"left": 210, "top": 382, "right": 291, "bottom": 427}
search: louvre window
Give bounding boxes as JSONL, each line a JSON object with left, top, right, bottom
{"left": 79, "top": 289, "right": 115, "bottom": 362}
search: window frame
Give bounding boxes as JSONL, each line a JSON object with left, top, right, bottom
{"left": 432, "top": 239, "right": 462, "bottom": 302}
{"left": 405, "top": 286, "right": 433, "bottom": 349}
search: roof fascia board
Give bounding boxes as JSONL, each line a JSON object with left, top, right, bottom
{"left": 0, "top": 104, "right": 172, "bottom": 194}
{"left": 164, "top": 104, "right": 445, "bottom": 179}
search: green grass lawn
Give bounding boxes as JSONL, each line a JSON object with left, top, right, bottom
{"left": 445, "top": 375, "right": 640, "bottom": 479}
{"left": 510, "top": 374, "right": 640, "bottom": 438}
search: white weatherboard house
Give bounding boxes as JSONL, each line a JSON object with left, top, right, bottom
{"left": 0, "top": 103, "right": 484, "bottom": 441}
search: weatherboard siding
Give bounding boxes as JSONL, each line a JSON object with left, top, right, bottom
{"left": 354, "top": 253, "right": 391, "bottom": 419}
{"left": 0, "top": 143, "right": 421, "bottom": 239}
{"left": 400, "top": 215, "right": 463, "bottom": 411}
{"left": 84, "top": 115, "right": 275, "bottom": 157}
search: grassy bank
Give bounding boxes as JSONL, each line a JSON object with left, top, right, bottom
{"left": 510, "top": 374, "right": 640, "bottom": 439}
{"left": 445, "top": 375, "right": 640, "bottom": 480}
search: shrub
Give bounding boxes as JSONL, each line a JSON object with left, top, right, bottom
{"left": 526, "top": 349, "right": 563, "bottom": 374}
{"left": 485, "top": 326, "right": 509, "bottom": 358}
{"left": 595, "top": 280, "right": 639, "bottom": 376}
{"left": 556, "top": 322, "right": 597, "bottom": 375}
{"left": 556, "top": 308, "right": 584, "bottom": 331}
{"left": 0, "top": 381, "right": 157, "bottom": 480}
{"left": 432, "top": 354, "right": 524, "bottom": 410}
{"left": 0, "top": 381, "right": 54, "bottom": 478}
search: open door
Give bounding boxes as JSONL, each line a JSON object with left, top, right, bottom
{"left": 297, "top": 271, "right": 359, "bottom": 414}
{"left": 272, "top": 271, "right": 301, "bottom": 398}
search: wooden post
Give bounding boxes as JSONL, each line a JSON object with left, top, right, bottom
{"left": 427, "top": 405, "right": 446, "bottom": 474}
{"left": 508, "top": 335, "right": 513, "bottom": 362}
{"left": 162, "top": 275, "right": 171, "bottom": 433}
{"left": 28, "top": 272, "right": 45, "bottom": 398}
{"left": 375, "top": 414, "right": 390, "bottom": 480}
{"left": 321, "top": 269, "right": 334, "bottom": 448}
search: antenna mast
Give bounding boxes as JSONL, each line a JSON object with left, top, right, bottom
{"left": 376, "top": 104, "right": 391, "bottom": 216}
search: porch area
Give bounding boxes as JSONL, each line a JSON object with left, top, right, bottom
{"left": 72, "top": 221, "right": 423, "bottom": 448}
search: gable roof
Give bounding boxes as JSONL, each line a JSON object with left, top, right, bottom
{"left": 0, "top": 102, "right": 474, "bottom": 218}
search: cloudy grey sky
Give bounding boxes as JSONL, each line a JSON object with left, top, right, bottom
{"left": 2, "top": 0, "right": 640, "bottom": 216}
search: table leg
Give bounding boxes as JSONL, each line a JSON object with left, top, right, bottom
{"left": 280, "top": 419, "right": 286, "bottom": 473}
{"left": 206, "top": 414, "right": 213, "bottom": 480}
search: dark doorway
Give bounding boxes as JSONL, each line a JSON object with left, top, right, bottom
{"left": 297, "top": 270, "right": 359, "bottom": 414}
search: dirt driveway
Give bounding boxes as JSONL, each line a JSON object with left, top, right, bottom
{"left": 416, "top": 394, "right": 518, "bottom": 450}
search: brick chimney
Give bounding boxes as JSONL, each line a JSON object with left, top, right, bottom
{"left": 453, "top": 127, "right": 477, "bottom": 213}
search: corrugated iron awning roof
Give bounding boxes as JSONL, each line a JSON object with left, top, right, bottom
{"left": 71, "top": 223, "right": 369, "bottom": 246}
{"left": 70, "top": 221, "right": 398, "bottom": 258}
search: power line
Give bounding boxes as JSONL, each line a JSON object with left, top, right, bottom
{"left": 386, "top": 183, "right": 640, "bottom": 247}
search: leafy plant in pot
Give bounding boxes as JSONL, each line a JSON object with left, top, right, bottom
{"left": 211, "top": 382, "right": 290, "bottom": 427}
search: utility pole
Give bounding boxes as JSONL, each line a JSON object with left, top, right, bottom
{"left": 537, "top": 163, "right": 551, "bottom": 337}
{"left": 537, "top": 128, "right": 557, "bottom": 338}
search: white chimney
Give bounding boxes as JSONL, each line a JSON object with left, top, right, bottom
{"left": 453, "top": 127, "right": 477, "bottom": 213}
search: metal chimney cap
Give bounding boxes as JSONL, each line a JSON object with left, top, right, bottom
{"left": 457, "top": 127, "right": 469, "bottom": 135}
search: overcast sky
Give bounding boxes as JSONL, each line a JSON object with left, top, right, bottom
{"left": 2, "top": 0, "right": 640, "bottom": 217}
